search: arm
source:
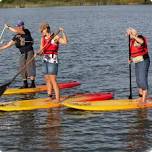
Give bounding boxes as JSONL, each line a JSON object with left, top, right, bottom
{"left": 130, "top": 34, "right": 144, "bottom": 45}
{"left": 127, "top": 28, "right": 144, "bottom": 45}
{"left": 40, "top": 37, "right": 44, "bottom": 50}
{"left": 58, "top": 27, "right": 68, "bottom": 45}
{"left": 37, "top": 37, "right": 44, "bottom": 55}
{"left": 0, "top": 40, "right": 15, "bottom": 52}
{"left": 5, "top": 24, "right": 25, "bottom": 35}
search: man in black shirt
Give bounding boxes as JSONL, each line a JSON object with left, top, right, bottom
{"left": 0, "top": 20, "right": 36, "bottom": 88}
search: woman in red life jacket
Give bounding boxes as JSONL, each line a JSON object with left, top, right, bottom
{"left": 127, "top": 28, "right": 150, "bottom": 104}
{"left": 39, "top": 22, "right": 68, "bottom": 102}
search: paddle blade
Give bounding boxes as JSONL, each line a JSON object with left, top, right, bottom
{"left": 0, "top": 82, "right": 11, "bottom": 97}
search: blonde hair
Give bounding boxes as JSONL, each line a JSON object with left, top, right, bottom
{"left": 129, "top": 27, "right": 138, "bottom": 36}
{"left": 40, "top": 22, "right": 50, "bottom": 33}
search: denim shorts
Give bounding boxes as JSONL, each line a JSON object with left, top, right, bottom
{"left": 43, "top": 61, "right": 58, "bottom": 75}
{"left": 135, "top": 57, "right": 150, "bottom": 90}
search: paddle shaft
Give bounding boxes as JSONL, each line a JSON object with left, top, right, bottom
{"left": 128, "top": 35, "right": 132, "bottom": 99}
{"left": 8, "top": 30, "right": 61, "bottom": 84}
{"left": 0, "top": 26, "right": 6, "bottom": 42}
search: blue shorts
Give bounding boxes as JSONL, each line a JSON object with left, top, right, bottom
{"left": 43, "top": 61, "right": 58, "bottom": 75}
{"left": 135, "top": 57, "right": 150, "bottom": 90}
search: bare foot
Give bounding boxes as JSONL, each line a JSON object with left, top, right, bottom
{"left": 51, "top": 99, "right": 60, "bottom": 103}
{"left": 48, "top": 94, "right": 53, "bottom": 101}
{"left": 137, "top": 101, "right": 147, "bottom": 107}
{"left": 48, "top": 97, "right": 52, "bottom": 101}
{"left": 135, "top": 97, "right": 142, "bottom": 102}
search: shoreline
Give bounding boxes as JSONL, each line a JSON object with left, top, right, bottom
{"left": 0, "top": 3, "right": 151, "bottom": 8}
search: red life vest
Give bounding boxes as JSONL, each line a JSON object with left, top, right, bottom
{"left": 130, "top": 36, "right": 148, "bottom": 58}
{"left": 42, "top": 35, "right": 59, "bottom": 55}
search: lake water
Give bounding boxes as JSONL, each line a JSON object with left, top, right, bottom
{"left": 0, "top": 5, "right": 152, "bottom": 152}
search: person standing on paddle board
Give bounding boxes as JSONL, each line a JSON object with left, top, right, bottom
{"left": 39, "top": 22, "right": 68, "bottom": 102}
{"left": 127, "top": 28, "right": 150, "bottom": 104}
{"left": 0, "top": 20, "right": 36, "bottom": 88}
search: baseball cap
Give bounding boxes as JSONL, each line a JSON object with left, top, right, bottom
{"left": 16, "top": 20, "right": 24, "bottom": 27}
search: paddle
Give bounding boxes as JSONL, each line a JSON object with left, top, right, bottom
{"left": 0, "top": 26, "right": 6, "bottom": 44}
{"left": 0, "top": 30, "right": 60, "bottom": 97}
{"left": 128, "top": 35, "right": 132, "bottom": 99}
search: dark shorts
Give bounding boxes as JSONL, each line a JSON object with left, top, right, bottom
{"left": 43, "top": 61, "right": 58, "bottom": 75}
{"left": 135, "top": 57, "right": 150, "bottom": 90}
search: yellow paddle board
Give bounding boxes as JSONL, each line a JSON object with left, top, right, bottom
{"left": 0, "top": 92, "right": 113, "bottom": 112}
{"left": 63, "top": 98, "right": 152, "bottom": 111}
{"left": 4, "top": 81, "right": 80, "bottom": 95}
{"left": 0, "top": 98, "right": 63, "bottom": 111}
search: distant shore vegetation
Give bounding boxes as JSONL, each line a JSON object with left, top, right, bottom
{"left": 0, "top": 0, "right": 151, "bottom": 8}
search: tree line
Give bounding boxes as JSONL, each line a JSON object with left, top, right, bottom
{"left": 0, "top": 0, "right": 151, "bottom": 7}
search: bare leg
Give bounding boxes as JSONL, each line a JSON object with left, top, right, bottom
{"left": 44, "top": 75, "right": 53, "bottom": 99}
{"left": 50, "top": 75, "right": 60, "bottom": 102}
{"left": 141, "top": 90, "right": 148, "bottom": 103}
{"left": 30, "top": 76, "right": 35, "bottom": 80}
{"left": 136, "top": 88, "right": 143, "bottom": 102}
{"left": 139, "top": 88, "right": 143, "bottom": 96}
{"left": 138, "top": 89, "right": 148, "bottom": 106}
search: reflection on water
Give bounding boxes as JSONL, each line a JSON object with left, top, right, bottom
{"left": 46, "top": 109, "right": 62, "bottom": 152}
{"left": 126, "top": 110, "right": 151, "bottom": 152}
{"left": 0, "top": 109, "right": 63, "bottom": 152}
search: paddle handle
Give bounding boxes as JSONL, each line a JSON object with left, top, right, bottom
{"left": 10, "top": 30, "right": 61, "bottom": 83}
{"left": 128, "top": 35, "right": 132, "bottom": 99}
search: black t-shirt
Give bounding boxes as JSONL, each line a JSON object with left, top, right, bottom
{"left": 12, "top": 29, "right": 34, "bottom": 54}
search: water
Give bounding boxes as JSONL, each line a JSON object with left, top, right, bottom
{"left": 0, "top": 5, "right": 152, "bottom": 152}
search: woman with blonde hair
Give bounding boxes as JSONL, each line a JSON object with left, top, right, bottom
{"left": 127, "top": 27, "right": 150, "bottom": 104}
{"left": 39, "top": 22, "right": 68, "bottom": 102}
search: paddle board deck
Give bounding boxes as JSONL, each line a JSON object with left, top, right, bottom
{"left": 4, "top": 81, "right": 80, "bottom": 95}
{"left": 0, "top": 92, "right": 113, "bottom": 111}
{"left": 63, "top": 98, "right": 152, "bottom": 111}
{"left": 0, "top": 98, "right": 62, "bottom": 111}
